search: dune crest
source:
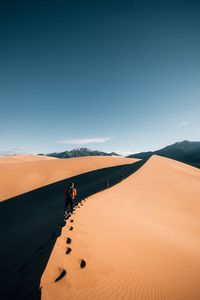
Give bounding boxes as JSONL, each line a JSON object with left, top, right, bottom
{"left": 0, "top": 156, "right": 136, "bottom": 201}
{"left": 0, "top": 154, "right": 57, "bottom": 163}
{"left": 41, "top": 155, "right": 200, "bottom": 300}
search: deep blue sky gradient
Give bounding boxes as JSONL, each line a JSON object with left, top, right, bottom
{"left": 0, "top": 0, "right": 200, "bottom": 155}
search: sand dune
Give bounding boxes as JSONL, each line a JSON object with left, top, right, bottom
{"left": 0, "top": 155, "right": 136, "bottom": 201}
{"left": 41, "top": 155, "right": 200, "bottom": 300}
{"left": 0, "top": 154, "right": 57, "bottom": 163}
{"left": 0, "top": 157, "right": 142, "bottom": 300}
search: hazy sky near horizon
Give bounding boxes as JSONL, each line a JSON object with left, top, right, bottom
{"left": 0, "top": 0, "right": 200, "bottom": 155}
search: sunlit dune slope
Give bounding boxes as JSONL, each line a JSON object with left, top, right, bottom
{"left": 41, "top": 155, "right": 200, "bottom": 300}
{"left": 0, "top": 154, "right": 57, "bottom": 163}
{"left": 0, "top": 155, "right": 136, "bottom": 201}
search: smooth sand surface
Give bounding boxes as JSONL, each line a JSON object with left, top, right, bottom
{"left": 41, "top": 155, "right": 200, "bottom": 300}
{"left": 0, "top": 155, "right": 136, "bottom": 201}
{"left": 0, "top": 154, "right": 57, "bottom": 162}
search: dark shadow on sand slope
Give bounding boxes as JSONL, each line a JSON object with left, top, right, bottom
{"left": 0, "top": 159, "right": 147, "bottom": 300}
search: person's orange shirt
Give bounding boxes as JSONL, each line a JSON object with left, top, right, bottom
{"left": 64, "top": 188, "right": 77, "bottom": 199}
{"left": 71, "top": 188, "right": 77, "bottom": 199}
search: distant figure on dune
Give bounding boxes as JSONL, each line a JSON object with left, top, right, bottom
{"left": 105, "top": 178, "right": 109, "bottom": 189}
{"left": 64, "top": 182, "right": 77, "bottom": 215}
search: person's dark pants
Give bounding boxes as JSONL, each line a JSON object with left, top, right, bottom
{"left": 64, "top": 197, "right": 74, "bottom": 214}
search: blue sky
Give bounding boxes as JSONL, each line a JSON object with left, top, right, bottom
{"left": 0, "top": 0, "right": 200, "bottom": 155}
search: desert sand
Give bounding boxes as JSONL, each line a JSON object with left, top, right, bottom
{"left": 0, "top": 154, "right": 57, "bottom": 162}
{"left": 41, "top": 155, "right": 200, "bottom": 300}
{"left": 0, "top": 155, "right": 136, "bottom": 201}
{"left": 0, "top": 156, "right": 140, "bottom": 300}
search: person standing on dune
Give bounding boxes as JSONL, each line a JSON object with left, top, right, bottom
{"left": 64, "top": 182, "right": 77, "bottom": 215}
{"left": 105, "top": 178, "right": 109, "bottom": 189}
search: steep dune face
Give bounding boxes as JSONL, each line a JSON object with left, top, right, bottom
{"left": 0, "top": 155, "right": 136, "bottom": 201}
{"left": 41, "top": 155, "right": 200, "bottom": 300}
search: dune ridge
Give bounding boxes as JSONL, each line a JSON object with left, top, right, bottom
{"left": 0, "top": 156, "right": 141, "bottom": 299}
{"left": 41, "top": 155, "right": 200, "bottom": 300}
{"left": 0, "top": 154, "right": 57, "bottom": 162}
{"left": 0, "top": 155, "right": 136, "bottom": 201}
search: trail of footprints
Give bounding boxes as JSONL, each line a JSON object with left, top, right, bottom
{"left": 55, "top": 200, "right": 87, "bottom": 282}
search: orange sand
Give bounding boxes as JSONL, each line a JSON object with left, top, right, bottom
{"left": 41, "top": 155, "right": 200, "bottom": 300}
{"left": 0, "top": 155, "right": 136, "bottom": 201}
{"left": 0, "top": 154, "right": 57, "bottom": 163}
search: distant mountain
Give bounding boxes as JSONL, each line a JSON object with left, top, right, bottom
{"left": 127, "top": 141, "right": 200, "bottom": 168}
{"left": 41, "top": 148, "right": 120, "bottom": 159}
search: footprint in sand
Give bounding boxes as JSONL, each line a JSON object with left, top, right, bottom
{"left": 70, "top": 219, "right": 74, "bottom": 223}
{"left": 66, "top": 247, "right": 72, "bottom": 254}
{"left": 66, "top": 237, "right": 72, "bottom": 244}
{"left": 80, "top": 259, "right": 86, "bottom": 268}
{"left": 69, "top": 226, "right": 73, "bottom": 231}
{"left": 54, "top": 269, "right": 67, "bottom": 282}
{"left": 66, "top": 214, "right": 71, "bottom": 220}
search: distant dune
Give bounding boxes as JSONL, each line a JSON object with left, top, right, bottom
{"left": 0, "top": 154, "right": 57, "bottom": 163}
{"left": 0, "top": 155, "right": 136, "bottom": 201}
{"left": 41, "top": 155, "right": 200, "bottom": 300}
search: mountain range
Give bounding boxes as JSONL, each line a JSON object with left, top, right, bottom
{"left": 40, "top": 148, "right": 119, "bottom": 159}
{"left": 40, "top": 141, "right": 200, "bottom": 168}
{"left": 127, "top": 140, "right": 200, "bottom": 168}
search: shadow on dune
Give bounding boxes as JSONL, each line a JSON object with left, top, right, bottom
{"left": 0, "top": 159, "right": 146, "bottom": 299}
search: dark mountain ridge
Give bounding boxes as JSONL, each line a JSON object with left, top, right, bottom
{"left": 40, "top": 148, "right": 120, "bottom": 159}
{"left": 127, "top": 141, "right": 200, "bottom": 168}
